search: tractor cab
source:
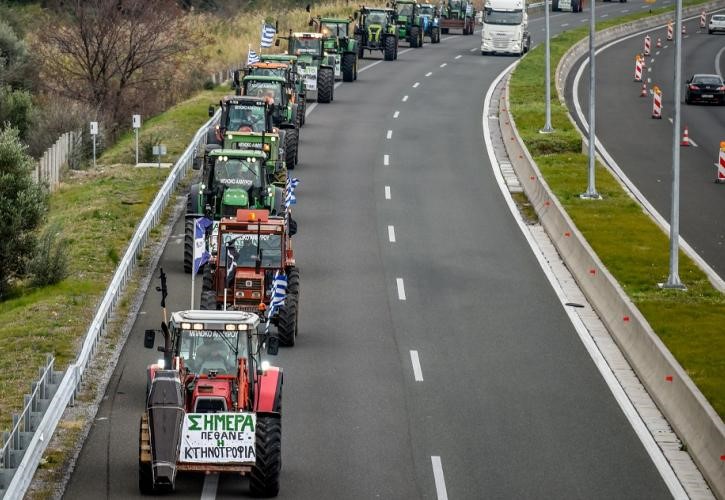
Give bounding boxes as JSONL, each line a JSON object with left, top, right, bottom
{"left": 395, "top": 0, "right": 418, "bottom": 21}
{"left": 242, "top": 76, "right": 297, "bottom": 130}
{"left": 214, "top": 96, "right": 274, "bottom": 141}
{"left": 288, "top": 32, "right": 325, "bottom": 60}
{"left": 354, "top": 7, "right": 399, "bottom": 60}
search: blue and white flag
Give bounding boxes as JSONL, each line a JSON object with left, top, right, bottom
{"left": 225, "top": 242, "right": 238, "bottom": 288}
{"left": 192, "top": 217, "right": 213, "bottom": 274}
{"left": 247, "top": 49, "right": 260, "bottom": 65}
{"left": 265, "top": 271, "right": 287, "bottom": 332}
{"left": 284, "top": 177, "right": 300, "bottom": 209}
{"left": 261, "top": 23, "right": 276, "bottom": 48}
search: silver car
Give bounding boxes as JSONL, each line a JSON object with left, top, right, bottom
{"left": 708, "top": 14, "right": 725, "bottom": 34}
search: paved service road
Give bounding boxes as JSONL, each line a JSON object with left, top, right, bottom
{"left": 569, "top": 12, "right": 725, "bottom": 279}
{"left": 65, "top": 3, "right": 674, "bottom": 499}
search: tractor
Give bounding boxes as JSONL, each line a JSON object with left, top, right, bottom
{"left": 419, "top": 3, "right": 442, "bottom": 43}
{"left": 201, "top": 209, "right": 300, "bottom": 347}
{"left": 139, "top": 296, "right": 283, "bottom": 496}
{"left": 242, "top": 61, "right": 305, "bottom": 127}
{"left": 276, "top": 31, "right": 336, "bottom": 103}
{"left": 258, "top": 54, "right": 307, "bottom": 126}
{"left": 392, "top": 0, "right": 425, "bottom": 48}
{"left": 440, "top": 0, "right": 476, "bottom": 35}
{"left": 353, "top": 7, "right": 399, "bottom": 60}
{"left": 310, "top": 16, "right": 359, "bottom": 82}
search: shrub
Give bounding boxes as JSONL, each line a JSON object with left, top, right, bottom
{"left": 28, "top": 223, "right": 69, "bottom": 287}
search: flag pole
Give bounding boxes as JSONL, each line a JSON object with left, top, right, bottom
{"left": 191, "top": 265, "right": 195, "bottom": 309}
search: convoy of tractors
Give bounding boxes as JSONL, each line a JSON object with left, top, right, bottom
{"left": 139, "top": 1, "right": 478, "bottom": 496}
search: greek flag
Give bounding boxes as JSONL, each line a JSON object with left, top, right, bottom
{"left": 247, "top": 49, "right": 260, "bottom": 65}
{"left": 285, "top": 177, "right": 300, "bottom": 208}
{"left": 192, "top": 217, "right": 212, "bottom": 274}
{"left": 265, "top": 271, "right": 287, "bottom": 332}
{"left": 261, "top": 23, "right": 276, "bottom": 48}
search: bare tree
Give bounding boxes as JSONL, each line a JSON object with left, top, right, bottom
{"left": 36, "top": 0, "right": 197, "bottom": 130}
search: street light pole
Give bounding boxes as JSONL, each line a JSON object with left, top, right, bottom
{"left": 663, "top": 0, "right": 685, "bottom": 289}
{"left": 581, "top": 0, "right": 601, "bottom": 200}
{"left": 540, "top": 0, "right": 554, "bottom": 134}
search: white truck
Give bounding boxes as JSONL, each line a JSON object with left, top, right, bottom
{"left": 480, "top": 0, "right": 531, "bottom": 56}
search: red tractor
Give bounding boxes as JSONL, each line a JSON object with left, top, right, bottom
{"left": 139, "top": 299, "right": 283, "bottom": 497}
{"left": 201, "top": 209, "right": 300, "bottom": 347}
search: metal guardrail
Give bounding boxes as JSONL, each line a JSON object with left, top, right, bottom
{"left": 0, "top": 111, "right": 220, "bottom": 500}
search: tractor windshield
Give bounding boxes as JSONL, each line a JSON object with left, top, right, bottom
{"left": 245, "top": 81, "right": 283, "bottom": 105}
{"left": 179, "top": 329, "right": 242, "bottom": 375}
{"left": 419, "top": 5, "right": 435, "bottom": 16}
{"left": 213, "top": 158, "right": 262, "bottom": 189}
{"left": 396, "top": 3, "right": 414, "bottom": 16}
{"left": 222, "top": 233, "right": 283, "bottom": 269}
{"left": 321, "top": 22, "right": 348, "bottom": 38}
{"left": 367, "top": 11, "right": 388, "bottom": 25}
{"left": 290, "top": 37, "right": 322, "bottom": 56}
{"left": 484, "top": 8, "right": 523, "bottom": 25}
{"left": 251, "top": 67, "right": 286, "bottom": 78}
{"left": 226, "top": 104, "right": 266, "bottom": 133}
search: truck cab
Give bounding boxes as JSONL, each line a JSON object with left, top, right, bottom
{"left": 480, "top": 0, "right": 530, "bottom": 56}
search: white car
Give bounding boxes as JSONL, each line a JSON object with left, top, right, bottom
{"left": 709, "top": 14, "right": 725, "bottom": 34}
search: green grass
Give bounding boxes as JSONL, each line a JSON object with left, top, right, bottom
{"left": 509, "top": 0, "right": 725, "bottom": 418}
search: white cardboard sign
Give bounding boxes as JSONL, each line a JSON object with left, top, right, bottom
{"left": 89, "top": 121, "right": 98, "bottom": 135}
{"left": 132, "top": 114, "right": 141, "bottom": 129}
{"left": 179, "top": 412, "right": 256, "bottom": 463}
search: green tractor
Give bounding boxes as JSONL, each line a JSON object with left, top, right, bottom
{"left": 393, "top": 0, "right": 425, "bottom": 48}
{"left": 310, "top": 16, "right": 359, "bottom": 82}
{"left": 258, "top": 54, "right": 307, "bottom": 126}
{"left": 184, "top": 148, "right": 285, "bottom": 274}
{"left": 353, "top": 7, "right": 399, "bottom": 60}
{"left": 440, "top": 0, "right": 476, "bottom": 35}
{"left": 277, "top": 31, "right": 336, "bottom": 103}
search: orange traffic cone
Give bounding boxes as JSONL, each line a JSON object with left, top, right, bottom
{"left": 680, "top": 126, "right": 691, "bottom": 146}
{"left": 640, "top": 82, "right": 648, "bottom": 97}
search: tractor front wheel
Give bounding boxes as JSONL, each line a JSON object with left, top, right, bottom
{"left": 317, "top": 67, "right": 334, "bottom": 103}
{"left": 342, "top": 53, "right": 356, "bottom": 82}
{"left": 200, "top": 290, "right": 217, "bottom": 310}
{"left": 384, "top": 36, "right": 396, "bottom": 60}
{"left": 183, "top": 218, "right": 194, "bottom": 274}
{"left": 250, "top": 416, "right": 281, "bottom": 497}
{"left": 431, "top": 27, "right": 440, "bottom": 43}
{"left": 285, "top": 128, "right": 299, "bottom": 170}
{"left": 410, "top": 27, "right": 420, "bottom": 47}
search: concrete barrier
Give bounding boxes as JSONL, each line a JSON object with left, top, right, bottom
{"left": 502, "top": 17, "right": 725, "bottom": 491}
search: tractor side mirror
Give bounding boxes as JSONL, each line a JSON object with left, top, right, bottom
{"left": 233, "top": 70, "right": 240, "bottom": 86}
{"left": 686, "top": 76, "right": 692, "bottom": 84}
{"left": 288, "top": 217, "right": 298, "bottom": 237}
{"left": 308, "top": 18, "right": 314, "bottom": 26}
{"left": 267, "top": 335, "right": 280, "bottom": 355}
{"left": 255, "top": 250, "right": 263, "bottom": 273}
{"left": 354, "top": 11, "right": 359, "bottom": 19}
{"left": 208, "top": 105, "right": 215, "bottom": 117}
{"left": 305, "top": 3, "right": 311, "bottom": 12}
{"left": 144, "top": 329, "right": 156, "bottom": 349}
{"left": 192, "top": 154, "right": 203, "bottom": 170}
{"left": 275, "top": 38, "right": 281, "bottom": 46}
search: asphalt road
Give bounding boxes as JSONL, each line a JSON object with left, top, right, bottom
{"left": 568, "top": 12, "right": 725, "bottom": 279}
{"left": 65, "top": 4, "right": 674, "bottom": 499}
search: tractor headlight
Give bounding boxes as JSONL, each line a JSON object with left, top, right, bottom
{"left": 261, "top": 360, "right": 270, "bottom": 372}
{"left": 157, "top": 358, "right": 165, "bottom": 369}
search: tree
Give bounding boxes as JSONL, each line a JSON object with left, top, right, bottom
{"left": 0, "top": 127, "right": 48, "bottom": 299}
{"left": 36, "top": 0, "right": 197, "bottom": 130}
{"left": 0, "top": 18, "right": 30, "bottom": 89}
{"left": 0, "top": 85, "right": 34, "bottom": 140}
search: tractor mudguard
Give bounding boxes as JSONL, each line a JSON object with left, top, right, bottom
{"left": 255, "top": 366, "right": 283, "bottom": 413}
{"left": 146, "top": 370, "right": 184, "bottom": 490}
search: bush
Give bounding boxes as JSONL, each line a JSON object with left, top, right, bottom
{"left": 140, "top": 133, "right": 163, "bottom": 162}
{"left": 28, "top": 223, "right": 69, "bottom": 287}
{"left": 0, "top": 86, "right": 34, "bottom": 140}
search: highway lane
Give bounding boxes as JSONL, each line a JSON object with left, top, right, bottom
{"left": 65, "top": 4, "right": 674, "bottom": 499}
{"left": 568, "top": 13, "right": 725, "bottom": 279}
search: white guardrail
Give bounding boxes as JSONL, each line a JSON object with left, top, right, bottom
{"left": 0, "top": 111, "right": 219, "bottom": 500}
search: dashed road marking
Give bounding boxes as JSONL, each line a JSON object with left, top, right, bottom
{"left": 647, "top": 77, "right": 652, "bottom": 83}
{"left": 655, "top": 51, "right": 660, "bottom": 55}
{"left": 562, "top": 23, "right": 569, "bottom": 27}
{"left": 650, "top": 58, "right": 654, "bottom": 64}
{"left": 668, "top": 117, "right": 674, "bottom": 124}
{"left": 431, "top": 457, "right": 448, "bottom": 500}
{"left": 388, "top": 225, "right": 396, "bottom": 242}
{"left": 385, "top": 186, "right": 391, "bottom": 199}
{"left": 410, "top": 350, "right": 424, "bottom": 381}
{"left": 394, "top": 110, "right": 400, "bottom": 118}
{"left": 648, "top": 67, "right": 652, "bottom": 72}
{"left": 412, "top": 82, "right": 420, "bottom": 88}
{"left": 440, "top": 62, "right": 447, "bottom": 67}
{"left": 664, "top": 44, "right": 669, "bottom": 48}
{"left": 455, "top": 54, "right": 462, "bottom": 59}
{"left": 469, "top": 47, "right": 477, "bottom": 52}
{"left": 622, "top": 8, "right": 629, "bottom": 12}
{"left": 425, "top": 71, "right": 433, "bottom": 77}
{"left": 201, "top": 473, "right": 219, "bottom": 500}
{"left": 402, "top": 95, "right": 409, "bottom": 102}
{"left": 386, "top": 130, "right": 393, "bottom": 139}
{"left": 396, "top": 278, "right": 406, "bottom": 300}
{"left": 602, "top": 13, "right": 609, "bottom": 17}
{"left": 384, "top": 154, "right": 390, "bottom": 166}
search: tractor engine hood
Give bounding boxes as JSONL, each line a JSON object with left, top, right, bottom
{"left": 192, "top": 378, "right": 234, "bottom": 413}
{"left": 222, "top": 188, "right": 250, "bottom": 210}
{"left": 146, "top": 370, "right": 184, "bottom": 490}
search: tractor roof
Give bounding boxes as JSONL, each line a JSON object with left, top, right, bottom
{"left": 291, "top": 32, "right": 324, "bottom": 38}
{"left": 170, "top": 310, "right": 260, "bottom": 329}
{"left": 395, "top": 0, "right": 418, "bottom": 4}
{"left": 249, "top": 62, "right": 289, "bottom": 69}
{"left": 242, "top": 75, "right": 287, "bottom": 83}
{"left": 362, "top": 5, "right": 395, "bottom": 10}
{"left": 209, "top": 149, "right": 267, "bottom": 158}
{"left": 320, "top": 17, "right": 352, "bottom": 23}
{"left": 261, "top": 54, "right": 298, "bottom": 62}
{"left": 221, "top": 95, "right": 268, "bottom": 107}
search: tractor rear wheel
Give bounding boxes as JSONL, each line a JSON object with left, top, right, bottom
{"left": 249, "top": 415, "right": 281, "bottom": 497}
{"left": 431, "top": 27, "right": 440, "bottom": 43}
{"left": 285, "top": 128, "right": 299, "bottom": 170}
{"left": 384, "top": 36, "right": 396, "bottom": 60}
{"left": 277, "top": 292, "right": 298, "bottom": 346}
{"left": 286, "top": 266, "right": 300, "bottom": 295}
{"left": 183, "top": 218, "right": 194, "bottom": 274}
{"left": 200, "top": 290, "right": 217, "bottom": 310}
{"left": 356, "top": 35, "right": 364, "bottom": 59}
{"left": 342, "top": 53, "right": 356, "bottom": 82}
{"left": 317, "top": 67, "right": 334, "bottom": 103}
{"left": 202, "top": 265, "right": 213, "bottom": 293}
{"left": 410, "top": 27, "right": 420, "bottom": 47}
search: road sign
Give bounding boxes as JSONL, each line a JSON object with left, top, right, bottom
{"left": 132, "top": 114, "right": 141, "bottom": 129}
{"left": 152, "top": 145, "right": 167, "bottom": 156}
{"left": 90, "top": 121, "right": 98, "bottom": 135}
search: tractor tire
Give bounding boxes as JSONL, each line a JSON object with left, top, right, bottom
{"left": 183, "top": 218, "right": 194, "bottom": 274}
{"left": 205, "top": 126, "right": 221, "bottom": 147}
{"left": 317, "top": 67, "right": 334, "bottom": 103}
{"left": 342, "top": 53, "right": 356, "bottom": 82}
{"left": 200, "top": 290, "right": 217, "bottom": 310}
{"left": 139, "top": 462, "right": 154, "bottom": 494}
{"left": 285, "top": 128, "right": 299, "bottom": 170}
{"left": 551, "top": 0, "right": 559, "bottom": 10}
{"left": 384, "top": 36, "right": 397, "bottom": 60}
{"left": 273, "top": 186, "right": 285, "bottom": 216}
{"left": 277, "top": 292, "right": 298, "bottom": 347}
{"left": 410, "top": 27, "right": 420, "bottom": 47}
{"left": 249, "top": 416, "right": 281, "bottom": 497}
{"left": 202, "top": 265, "right": 213, "bottom": 293}
{"left": 286, "top": 266, "right": 300, "bottom": 295}
{"left": 441, "top": 27, "right": 449, "bottom": 34}
{"left": 432, "top": 27, "right": 440, "bottom": 43}
{"left": 356, "top": 36, "right": 364, "bottom": 59}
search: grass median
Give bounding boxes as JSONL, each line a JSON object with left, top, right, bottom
{"left": 509, "top": 2, "right": 725, "bottom": 418}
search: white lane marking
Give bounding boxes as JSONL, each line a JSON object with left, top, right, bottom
{"left": 656, "top": 51, "right": 660, "bottom": 55}
{"left": 486, "top": 60, "right": 690, "bottom": 499}
{"left": 470, "top": 47, "right": 477, "bottom": 52}
{"left": 440, "top": 62, "right": 447, "bottom": 67}
{"left": 394, "top": 110, "right": 400, "bottom": 118}
{"left": 384, "top": 154, "right": 390, "bottom": 166}
{"left": 622, "top": 8, "right": 630, "bottom": 12}
{"left": 402, "top": 95, "right": 409, "bottom": 102}
{"left": 455, "top": 54, "right": 462, "bottom": 59}
{"left": 716, "top": 44, "right": 725, "bottom": 77}
{"left": 388, "top": 225, "right": 396, "bottom": 242}
{"left": 647, "top": 77, "right": 652, "bottom": 83}
{"left": 668, "top": 117, "right": 674, "bottom": 124}
{"left": 387, "top": 130, "right": 393, "bottom": 139}
{"left": 648, "top": 67, "right": 652, "bottom": 72}
{"left": 562, "top": 23, "right": 569, "bottom": 27}
{"left": 650, "top": 58, "right": 654, "bottom": 64}
{"left": 200, "top": 473, "right": 219, "bottom": 500}
{"left": 396, "top": 278, "right": 406, "bottom": 300}
{"left": 688, "top": 137, "right": 699, "bottom": 148}
{"left": 425, "top": 71, "right": 433, "bottom": 77}
{"left": 641, "top": 4, "right": 648, "bottom": 7}
{"left": 580, "top": 18, "right": 587, "bottom": 23}
{"left": 602, "top": 13, "right": 609, "bottom": 17}
{"left": 413, "top": 82, "right": 420, "bottom": 88}
{"left": 410, "top": 350, "right": 424, "bottom": 381}
{"left": 385, "top": 186, "right": 391, "bottom": 199}
{"left": 431, "top": 456, "right": 448, "bottom": 500}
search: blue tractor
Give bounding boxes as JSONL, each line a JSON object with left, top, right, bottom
{"left": 419, "top": 3, "right": 441, "bottom": 43}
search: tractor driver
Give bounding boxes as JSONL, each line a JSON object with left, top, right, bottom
{"left": 235, "top": 237, "right": 258, "bottom": 267}
{"left": 230, "top": 106, "right": 263, "bottom": 133}
{"left": 195, "top": 335, "right": 233, "bottom": 373}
